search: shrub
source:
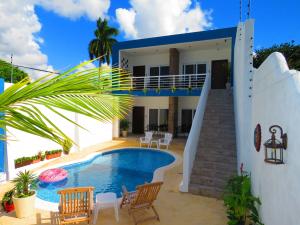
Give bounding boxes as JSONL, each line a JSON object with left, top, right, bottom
{"left": 254, "top": 41, "right": 300, "bottom": 70}
{"left": 223, "top": 169, "right": 264, "bottom": 225}
{"left": 12, "top": 170, "right": 37, "bottom": 198}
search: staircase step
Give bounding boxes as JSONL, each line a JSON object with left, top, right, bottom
{"left": 189, "top": 89, "right": 237, "bottom": 199}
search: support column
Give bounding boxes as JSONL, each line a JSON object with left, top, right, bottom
{"left": 168, "top": 48, "right": 179, "bottom": 135}
{"left": 168, "top": 97, "right": 178, "bottom": 135}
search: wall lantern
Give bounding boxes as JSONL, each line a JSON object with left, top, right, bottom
{"left": 264, "top": 125, "right": 288, "bottom": 164}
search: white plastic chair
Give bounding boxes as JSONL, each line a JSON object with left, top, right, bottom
{"left": 140, "top": 131, "right": 153, "bottom": 147}
{"left": 158, "top": 133, "right": 173, "bottom": 149}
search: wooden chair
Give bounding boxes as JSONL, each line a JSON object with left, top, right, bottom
{"left": 57, "top": 187, "right": 94, "bottom": 225}
{"left": 120, "top": 181, "right": 163, "bottom": 225}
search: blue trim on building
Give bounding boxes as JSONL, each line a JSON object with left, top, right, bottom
{"left": 0, "top": 79, "right": 5, "bottom": 172}
{"left": 114, "top": 88, "right": 201, "bottom": 97}
{"left": 112, "top": 27, "right": 237, "bottom": 65}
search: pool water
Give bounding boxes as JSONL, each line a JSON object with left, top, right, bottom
{"left": 36, "top": 148, "right": 175, "bottom": 203}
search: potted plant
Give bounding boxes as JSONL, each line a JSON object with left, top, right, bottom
{"left": 62, "top": 138, "right": 73, "bottom": 155}
{"left": 14, "top": 157, "right": 32, "bottom": 169}
{"left": 38, "top": 151, "right": 45, "bottom": 161}
{"left": 1, "top": 189, "right": 14, "bottom": 213}
{"left": 12, "top": 170, "right": 37, "bottom": 218}
{"left": 120, "top": 119, "right": 129, "bottom": 137}
{"left": 31, "top": 154, "right": 41, "bottom": 164}
{"left": 45, "top": 149, "right": 62, "bottom": 160}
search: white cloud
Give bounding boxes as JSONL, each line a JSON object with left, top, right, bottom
{"left": 116, "top": 8, "right": 138, "bottom": 39}
{"left": 0, "top": 1, "right": 51, "bottom": 80}
{"left": 35, "top": 0, "right": 110, "bottom": 20}
{"left": 0, "top": 0, "right": 110, "bottom": 80}
{"left": 115, "top": 0, "right": 212, "bottom": 39}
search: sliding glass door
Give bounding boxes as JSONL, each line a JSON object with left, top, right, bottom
{"left": 148, "top": 108, "right": 169, "bottom": 131}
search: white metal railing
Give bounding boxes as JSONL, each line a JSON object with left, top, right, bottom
{"left": 129, "top": 74, "right": 206, "bottom": 90}
{"left": 179, "top": 73, "right": 211, "bottom": 192}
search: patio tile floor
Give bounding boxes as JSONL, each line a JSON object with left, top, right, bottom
{"left": 0, "top": 137, "right": 227, "bottom": 225}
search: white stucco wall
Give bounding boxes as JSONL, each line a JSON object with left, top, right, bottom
{"left": 234, "top": 19, "right": 300, "bottom": 224}
{"left": 233, "top": 20, "right": 254, "bottom": 172}
{"left": 250, "top": 53, "right": 300, "bottom": 225}
{"left": 4, "top": 83, "right": 113, "bottom": 179}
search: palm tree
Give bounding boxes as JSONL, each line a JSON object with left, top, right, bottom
{"left": 88, "top": 18, "right": 118, "bottom": 66}
{"left": 0, "top": 60, "right": 132, "bottom": 148}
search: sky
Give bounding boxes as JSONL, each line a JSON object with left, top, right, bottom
{"left": 0, "top": 0, "right": 299, "bottom": 79}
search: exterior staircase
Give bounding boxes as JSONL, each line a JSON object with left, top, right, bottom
{"left": 189, "top": 89, "right": 237, "bottom": 198}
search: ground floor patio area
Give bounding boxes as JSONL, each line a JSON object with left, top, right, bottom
{"left": 0, "top": 137, "right": 227, "bottom": 225}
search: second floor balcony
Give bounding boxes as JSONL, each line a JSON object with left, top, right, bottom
{"left": 117, "top": 73, "right": 207, "bottom": 96}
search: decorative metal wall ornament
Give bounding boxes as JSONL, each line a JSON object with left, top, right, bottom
{"left": 254, "top": 124, "right": 261, "bottom": 152}
{"left": 264, "top": 125, "right": 288, "bottom": 164}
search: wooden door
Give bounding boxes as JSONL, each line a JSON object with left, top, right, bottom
{"left": 132, "top": 107, "right": 145, "bottom": 134}
{"left": 211, "top": 60, "right": 228, "bottom": 89}
{"left": 133, "top": 66, "right": 145, "bottom": 89}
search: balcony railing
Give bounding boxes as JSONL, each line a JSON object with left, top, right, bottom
{"left": 129, "top": 74, "right": 206, "bottom": 90}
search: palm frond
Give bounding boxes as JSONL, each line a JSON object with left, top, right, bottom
{"left": 0, "top": 60, "right": 132, "bottom": 147}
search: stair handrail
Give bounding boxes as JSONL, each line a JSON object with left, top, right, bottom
{"left": 179, "top": 73, "right": 211, "bottom": 192}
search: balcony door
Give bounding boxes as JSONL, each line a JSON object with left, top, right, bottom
{"left": 182, "top": 63, "right": 207, "bottom": 88}
{"left": 133, "top": 65, "right": 145, "bottom": 89}
{"left": 181, "top": 109, "right": 196, "bottom": 133}
{"left": 148, "top": 108, "right": 168, "bottom": 131}
{"left": 211, "top": 60, "right": 228, "bottom": 89}
{"left": 149, "top": 66, "right": 170, "bottom": 89}
{"left": 132, "top": 106, "right": 145, "bottom": 134}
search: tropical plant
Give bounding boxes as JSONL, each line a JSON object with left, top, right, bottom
{"left": 0, "top": 60, "right": 132, "bottom": 148}
{"left": 2, "top": 189, "right": 14, "bottom": 206}
{"left": 12, "top": 170, "right": 37, "bottom": 198}
{"left": 254, "top": 41, "right": 300, "bottom": 70}
{"left": 62, "top": 138, "right": 72, "bottom": 154}
{"left": 88, "top": 17, "right": 119, "bottom": 66}
{"left": 0, "top": 59, "right": 29, "bottom": 83}
{"left": 223, "top": 170, "right": 263, "bottom": 225}
{"left": 120, "top": 119, "right": 129, "bottom": 131}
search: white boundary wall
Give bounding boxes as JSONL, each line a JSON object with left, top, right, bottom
{"left": 4, "top": 83, "right": 113, "bottom": 180}
{"left": 234, "top": 19, "right": 300, "bottom": 224}
{"left": 179, "top": 73, "right": 211, "bottom": 192}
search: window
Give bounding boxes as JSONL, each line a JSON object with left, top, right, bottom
{"left": 148, "top": 109, "right": 168, "bottom": 131}
{"left": 182, "top": 64, "right": 207, "bottom": 88}
{"left": 149, "top": 66, "right": 170, "bottom": 88}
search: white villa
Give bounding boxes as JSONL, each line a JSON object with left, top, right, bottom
{"left": 0, "top": 18, "right": 299, "bottom": 225}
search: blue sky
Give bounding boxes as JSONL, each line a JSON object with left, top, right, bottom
{"left": 0, "top": 0, "right": 299, "bottom": 77}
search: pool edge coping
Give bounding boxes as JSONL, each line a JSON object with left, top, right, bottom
{"left": 35, "top": 147, "right": 181, "bottom": 212}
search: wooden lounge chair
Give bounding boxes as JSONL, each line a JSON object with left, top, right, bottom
{"left": 120, "top": 181, "right": 163, "bottom": 225}
{"left": 57, "top": 187, "right": 94, "bottom": 225}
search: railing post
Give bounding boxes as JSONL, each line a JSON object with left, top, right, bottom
{"left": 173, "top": 75, "right": 175, "bottom": 88}
{"left": 189, "top": 74, "right": 191, "bottom": 89}
{"left": 130, "top": 77, "right": 133, "bottom": 90}
{"left": 158, "top": 75, "right": 160, "bottom": 89}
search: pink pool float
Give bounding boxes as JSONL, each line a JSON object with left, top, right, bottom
{"left": 39, "top": 168, "right": 68, "bottom": 183}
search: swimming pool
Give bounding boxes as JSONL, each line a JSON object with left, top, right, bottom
{"left": 36, "top": 148, "right": 175, "bottom": 203}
